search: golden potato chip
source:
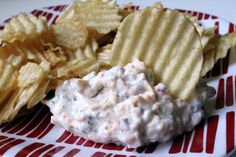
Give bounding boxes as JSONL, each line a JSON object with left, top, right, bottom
{"left": 62, "top": 38, "right": 98, "bottom": 61}
{"left": 201, "top": 35, "right": 221, "bottom": 76}
{"left": 0, "top": 40, "right": 41, "bottom": 63}
{"left": 56, "top": 57, "right": 100, "bottom": 78}
{"left": 53, "top": 19, "right": 88, "bottom": 49}
{"left": 97, "top": 44, "right": 112, "bottom": 67}
{"left": 14, "top": 82, "right": 40, "bottom": 111}
{"left": 39, "top": 60, "right": 51, "bottom": 73}
{"left": 0, "top": 59, "right": 18, "bottom": 92}
{"left": 0, "top": 41, "right": 22, "bottom": 59}
{"left": 65, "top": 48, "right": 86, "bottom": 61}
{"left": 17, "top": 62, "right": 45, "bottom": 87}
{"left": 6, "top": 54, "right": 24, "bottom": 69}
{"left": 1, "top": 39, "right": 66, "bottom": 67}
{"left": 83, "top": 38, "right": 98, "bottom": 58}
{"left": 111, "top": 7, "right": 203, "bottom": 100}
{"left": 27, "top": 79, "right": 50, "bottom": 108}
{"left": 57, "top": 0, "right": 121, "bottom": 34}
{"left": 56, "top": 1, "right": 79, "bottom": 23}
{"left": 78, "top": 0, "right": 121, "bottom": 34}
{"left": 184, "top": 13, "right": 216, "bottom": 48}
{"left": 40, "top": 41, "right": 67, "bottom": 66}
{"left": 215, "top": 32, "right": 236, "bottom": 61}
{"left": 201, "top": 32, "right": 236, "bottom": 76}
{"left": 0, "top": 88, "right": 24, "bottom": 124}
{"left": 201, "top": 49, "right": 215, "bottom": 76}
{"left": 0, "top": 13, "right": 48, "bottom": 42}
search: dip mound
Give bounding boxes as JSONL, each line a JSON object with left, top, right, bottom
{"left": 47, "top": 60, "right": 215, "bottom": 148}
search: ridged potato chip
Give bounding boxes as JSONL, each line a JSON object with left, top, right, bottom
{"left": 6, "top": 54, "right": 24, "bottom": 69}
{"left": 200, "top": 32, "right": 236, "bottom": 76}
{"left": 62, "top": 38, "right": 98, "bottom": 62}
{"left": 215, "top": 32, "right": 236, "bottom": 61}
{"left": 15, "top": 82, "right": 41, "bottom": 111}
{"left": 27, "top": 79, "right": 50, "bottom": 108}
{"left": 0, "top": 39, "right": 67, "bottom": 67}
{"left": 53, "top": 19, "right": 88, "bottom": 49}
{"left": 56, "top": 57, "right": 100, "bottom": 78}
{"left": 97, "top": 44, "right": 112, "bottom": 67}
{"left": 0, "top": 13, "right": 48, "bottom": 42}
{"left": 0, "top": 59, "right": 18, "bottom": 92}
{"left": 184, "top": 13, "right": 216, "bottom": 48}
{"left": 0, "top": 60, "right": 50, "bottom": 125}
{"left": 40, "top": 40, "right": 67, "bottom": 66}
{"left": 201, "top": 35, "right": 221, "bottom": 76}
{"left": 83, "top": 38, "right": 98, "bottom": 58}
{"left": 0, "top": 60, "right": 19, "bottom": 125}
{"left": 17, "top": 62, "right": 45, "bottom": 87}
{"left": 57, "top": 0, "right": 121, "bottom": 34}
{"left": 111, "top": 7, "right": 203, "bottom": 100}
{"left": 201, "top": 49, "right": 215, "bottom": 76}
{"left": 0, "top": 88, "right": 24, "bottom": 124}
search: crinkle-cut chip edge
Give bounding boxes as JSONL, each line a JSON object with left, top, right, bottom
{"left": 1, "top": 13, "right": 49, "bottom": 43}
{"left": 56, "top": 57, "right": 100, "bottom": 78}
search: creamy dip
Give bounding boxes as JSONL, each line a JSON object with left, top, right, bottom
{"left": 46, "top": 60, "right": 215, "bottom": 148}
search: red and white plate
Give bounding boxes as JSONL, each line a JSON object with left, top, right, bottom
{"left": 0, "top": 3, "right": 235, "bottom": 157}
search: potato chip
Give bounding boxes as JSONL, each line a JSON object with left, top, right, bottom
{"left": 53, "top": 19, "right": 88, "bottom": 49}
{"left": 57, "top": 0, "right": 121, "bottom": 34}
{"left": 201, "top": 35, "right": 221, "bottom": 76}
{"left": 62, "top": 38, "right": 98, "bottom": 61}
{"left": 184, "top": 13, "right": 216, "bottom": 48}
{"left": 200, "top": 32, "right": 236, "bottom": 76}
{"left": 67, "top": 48, "right": 87, "bottom": 61}
{"left": 215, "top": 31, "right": 236, "bottom": 61}
{"left": 27, "top": 79, "right": 50, "bottom": 108}
{"left": 17, "top": 62, "right": 45, "bottom": 87}
{"left": 78, "top": 0, "right": 121, "bottom": 34}
{"left": 0, "top": 88, "right": 24, "bottom": 124}
{"left": 56, "top": 57, "right": 100, "bottom": 78}
{"left": 0, "top": 41, "right": 22, "bottom": 59}
{"left": 14, "top": 82, "right": 40, "bottom": 111}
{"left": 40, "top": 41, "right": 67, "bottom": 66}
{"left": 201, "top": 49, "right": 215, "bottom": 76}
{"left": 39, "top": 60, "right": 51, "bottom": 73}
{"left": 6, "top": 54, "right": 24, "bottom": 69}
{"left": 83, "top": 38, "right": 98, "bottom": 58}
{"left": 97, "top": 44, "right": 112, "bottom": 67}
{"left": 111, "top": 7, "right": 203, "bottom": 100}
{"left": 0, "top": 13, "right": 48, "bottom": 42}
{"left": 0, "top": 40, "right": 41, "bottom": 63}
{"left": 0, "top": 59, "right": 18, "bottom": 92}
{"left": 1, "top": 39, "right": 66, "bottom": 68}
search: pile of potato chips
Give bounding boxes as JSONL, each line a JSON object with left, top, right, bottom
{"left": 0, "top": 0, "right": 236, "bottom": 124}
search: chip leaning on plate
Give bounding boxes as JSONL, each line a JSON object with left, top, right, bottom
{"left": 0, "top": 0, "right": 236, "bottom": 148}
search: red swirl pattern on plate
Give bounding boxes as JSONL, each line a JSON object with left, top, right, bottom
{"left": 0, "top": 5, "right": 235, "bottom": 157}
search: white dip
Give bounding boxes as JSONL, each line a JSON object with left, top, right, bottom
{"left": 46, "top": 60, "right": 215, "bottom": 148}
